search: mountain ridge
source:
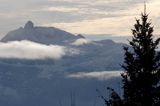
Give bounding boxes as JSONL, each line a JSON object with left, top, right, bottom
{"left": 1, "top": 21, "right": 84, "bottom": 45}
{"left": 0, "top": 21, "right": 125, "bottom": 106}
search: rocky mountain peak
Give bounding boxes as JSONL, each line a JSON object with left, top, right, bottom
{"left": 24, "top": 21, "right": 34, "bottom": 29}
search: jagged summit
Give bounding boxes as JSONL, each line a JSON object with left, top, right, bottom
{"left": 24, "top": 21, "right": 34, "bottom": 29}
{"left": 1, "top": 21, "right": 84, "bottom": 45}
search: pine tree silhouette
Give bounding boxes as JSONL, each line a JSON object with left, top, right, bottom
{"left": 104, "top": 4, "right": 160, "bottom": 106}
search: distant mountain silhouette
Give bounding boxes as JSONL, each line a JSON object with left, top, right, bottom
{"left": 0, "top": 21, "right": 126, "bottom": 106}
{"left": 1, "top": 21, "right": 84, "bottom": 45}
{"left": 0, "top": 21, "right": 127, "bottom": 71}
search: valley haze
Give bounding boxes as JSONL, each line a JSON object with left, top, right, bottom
{"left": 1, "top": 0, "right": 160, "bottom": 106}
{"left": 0, "top": 21, "right": 124, "bottom": 106}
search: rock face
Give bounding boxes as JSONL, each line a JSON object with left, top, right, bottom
{"left": 24, "top": 21, "right": 34, "bottom": 29}
{"left": 1, "top": 21, "right": 84, "bottom": 45}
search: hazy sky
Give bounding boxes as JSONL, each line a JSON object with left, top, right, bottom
{"left": 0, "top": 0, "right": 160, "bottom": 37}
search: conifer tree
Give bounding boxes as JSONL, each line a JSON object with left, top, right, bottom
{"left": 104, "top": 4, "right": 160, "bottom": 106}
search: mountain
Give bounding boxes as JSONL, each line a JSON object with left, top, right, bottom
{"left": 1, "top": 21, "right": 84, "bottom": 45}
{"left": 0, "top": 21, "right": 126, "bottom": 106}
{"left": 0, "top": 21, "right": 127, "bottom": 71}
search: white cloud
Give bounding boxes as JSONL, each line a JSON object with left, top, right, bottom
{"left": 43, "top": 0, "right": 160, "bottom": 36}
{"left": 71, "top": 38, "right": 92, "bottom": 46}
{"left": 67, "top": 71, "right": 122, "bottom": 80}
{"left": 0, "top": 40, "right": 77, "bottom": 60}
{"left": 46, "top": 7, "right": 79, "bottom": 12}
{"left": 51, "top": 16, "right": 134, "bottom": 36}
{"left": 0, "top": 0, "right": 160, "bottom": 37}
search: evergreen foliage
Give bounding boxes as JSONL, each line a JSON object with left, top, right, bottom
{"left": 104, "top": 9, "right": 160, "bottom": 106}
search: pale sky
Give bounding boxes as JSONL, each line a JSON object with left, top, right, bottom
{"left": 0, "top": 0, "right": 160, "bottom": 37}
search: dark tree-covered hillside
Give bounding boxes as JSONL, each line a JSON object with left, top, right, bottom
{"left": 104, "top": 6, "right": 160, "bottom": 106}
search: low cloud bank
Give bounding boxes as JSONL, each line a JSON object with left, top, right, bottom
{"left": 71, "top": 38, "right": 92, "bottom": 46}
{"left": 67, "top": 71, "right": 122, "bottom": 80}
{"left": 0, "top": 40, "right": 78, "bottom": 60}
